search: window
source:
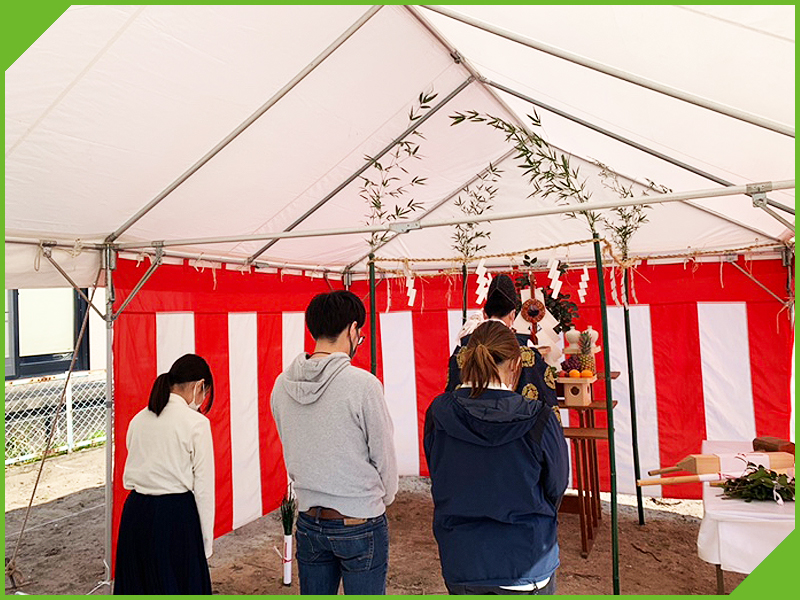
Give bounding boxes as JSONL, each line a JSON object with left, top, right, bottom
{"left": 4, "top": 288, "right": 90, "bottom": 380}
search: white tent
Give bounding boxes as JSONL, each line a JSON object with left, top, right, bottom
{"left": 4, "top": 5, "right": 795, "bottom": 594}
{"left": 5, "top": 5, "right": 794, "bottom": 289}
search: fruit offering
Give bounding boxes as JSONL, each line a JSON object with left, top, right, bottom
{"left": 561, "top": 355, "right": 581, "bottom": 372}
{"left": 568, "top": 369, "right": 581, "bottom": 378}
{"left": 580, "top": 369, "right": 594, "bottom": 378}
{"left": 578, "top": 332, "right": 597, "bottom": 374}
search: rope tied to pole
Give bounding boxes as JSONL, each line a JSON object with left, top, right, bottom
{"left": 5, "top": 266, "right": 103, "bottom": 589}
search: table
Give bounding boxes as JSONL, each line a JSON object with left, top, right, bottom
{"left": 697, "top": 440, "right": 795, "bottom": 593}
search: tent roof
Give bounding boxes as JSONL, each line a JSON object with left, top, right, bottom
{"left": 5, "top": 5, "right": 795, "bottom": 288}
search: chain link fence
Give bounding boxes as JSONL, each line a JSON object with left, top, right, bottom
{"left": 5, "top": 370, "right": 108, "bottom": 465}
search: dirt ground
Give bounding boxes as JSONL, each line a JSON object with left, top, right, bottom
{"left": 5, "top": 446, "right": 748, "bottom": 595}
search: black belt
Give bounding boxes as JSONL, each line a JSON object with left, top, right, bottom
{"left": 304, "top": 506, "right": 368, "bottom": 525}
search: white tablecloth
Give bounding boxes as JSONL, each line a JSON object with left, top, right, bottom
{"left": 697, "top": 440, "right": 795, "bottom": 574}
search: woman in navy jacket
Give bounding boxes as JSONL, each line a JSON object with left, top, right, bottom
{"left": 425, "top": 321, "right": 569, "bottom": 595}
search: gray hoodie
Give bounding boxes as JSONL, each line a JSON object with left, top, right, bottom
{"left": 270, "top": 352, "right": 398, "bottom": 518}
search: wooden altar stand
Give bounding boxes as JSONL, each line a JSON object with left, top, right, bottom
{"left": 557, "top": 374, "right": 618, "bottom": 558}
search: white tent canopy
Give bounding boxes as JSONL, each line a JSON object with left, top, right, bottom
{"left": 5, "top": 5, "right": 795, "bottom": 288}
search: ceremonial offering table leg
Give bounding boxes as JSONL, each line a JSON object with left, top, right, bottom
{"left": 587, "top": 409, "right": 602, "bottom": 525}
{"left": 559, "top": 399, "right": 616, "bottom": 558}
{"left": 561, "top": 418, "right": 598, "bottom": 557}
{"left": 578, "top": 412, "right": 595, "bottom": 557}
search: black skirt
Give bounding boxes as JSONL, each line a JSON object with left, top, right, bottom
{"left": 114, "top": 490, "right": 212, "bottom": 595}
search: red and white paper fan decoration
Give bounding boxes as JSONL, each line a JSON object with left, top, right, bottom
{"left": 475, "top": 258, "right": 493, "bottom": 304}
{"left": 578, "top": 266, "right": 590, "bottom": 303}
{"left": 547, "top": 258, "right": 562, "bottom": 298}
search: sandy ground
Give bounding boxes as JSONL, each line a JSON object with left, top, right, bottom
{"left": 5, "top": 446, "right": 748, "bottom": 595}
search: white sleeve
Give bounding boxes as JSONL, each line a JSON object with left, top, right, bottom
{"left": 191, "top": 418, "right": 215, "bottom": 558}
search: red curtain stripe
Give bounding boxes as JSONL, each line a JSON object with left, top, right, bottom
{"left": 194, "top": 313, "right": 234, "bottom": 537}
{"left": 111, "top": 312, "right": 157, "bottom": 572}
{"left": 257, "top": 313, "right": 288, "bottom": 513}
{"left": 412, "top": 311, "right": 451, "bottom": 477}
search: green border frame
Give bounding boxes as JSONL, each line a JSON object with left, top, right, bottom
{"left": 2, "top": 3, "right": 796, "bottom": 598}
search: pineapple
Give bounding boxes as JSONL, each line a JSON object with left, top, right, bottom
{"left": 578, "top": 331, "right": 596, "bottom": 374}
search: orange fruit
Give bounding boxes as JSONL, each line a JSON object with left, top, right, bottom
{"left": 568, "top": 369, "right": 581, "bottom": 378}
{"left": 581, "top": 369, "right": 594, "bottom": 378}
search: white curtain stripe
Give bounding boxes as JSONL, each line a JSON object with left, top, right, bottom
{"left": 155, "top": 312, "right": 195, "bottom": 374}
{"left": 698, "top": 303, "right": 756, "bottom": 442}
{"left": 379, "top": 311, "right": 420, "bottom": 476}
{"left": 281, "top": 312, "right": 306, "bottom": 369}
{"left": 607, "top": 306, "right": 662, "bottom": 497}
{"left": 228, "top": 312, "right": 263, "bottom": 529}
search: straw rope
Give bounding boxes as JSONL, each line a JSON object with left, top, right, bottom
{"left": 370, "top": 239, "right": 786, "bottom": 274}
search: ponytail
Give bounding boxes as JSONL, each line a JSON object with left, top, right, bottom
{"left": 461, "top": 343, "right": 500, "bottom": 397}
{"left": 460, "top": 320, "right": 521, "bottom": 398}
{"left": 148, "top": 373, "right": 172, "bottom": 416}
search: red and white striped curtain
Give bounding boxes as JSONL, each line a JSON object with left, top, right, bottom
{"left": 112, "top": 255, "right": 793, "bottom": 551}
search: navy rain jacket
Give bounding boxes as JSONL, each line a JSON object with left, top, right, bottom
{"left": 423, "top": 388, "right": 569, "bottom": 587}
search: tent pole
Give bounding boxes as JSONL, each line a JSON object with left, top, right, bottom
{"left": 421, "top": 5, "right": 793, "bottom": 138}
{"left": 103, "top": 245, "right": 116, "bottom": 587}
{"left": 756, "top": 204, "right": 794, "bottom": 230}
{"left": 592, "top": 232, "right": 620, "bottom": 594}
{"left": 623, "top": 269, "right": 645, "bottom": 525}
{"left": 106, "top": 5, "right": 384, "bottom": 243}
{"left": 404, "top": 4, "right": 545, "bottom": 140}
{"left": 484, "top": 79, "right": 790, "bottom": 237}
{"left": 368, "top": 254, "right": 377, "bottom": 375}
{"left": 114, "top": 179, "right": 796, "bottom": 251}
{"left": 41, "top": 247, "right": 106, "bottom": 319}
{"left": 4, "top": 238, "right": 104, "bottom": 250}
{"left": 766, "top": 199, "right": 794, "bottom": 216}
{"left": 247, "top": 76, "right": 474, "bottom": 263}
{"left": 461, "top": 263, "right": 468, "bottom": 324}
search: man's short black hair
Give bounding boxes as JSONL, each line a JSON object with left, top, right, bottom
{"left": 305, "top": 290, "right": 366, "bottom": 341}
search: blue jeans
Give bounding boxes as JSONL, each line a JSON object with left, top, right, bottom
{"left": 295, "top": 512, "right": 389, "bottom": 595}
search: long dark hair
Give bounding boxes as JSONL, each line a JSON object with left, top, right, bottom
{"left": 461, "top": 321, "right": 521, "bottom": 397}
{"left": 148, "top": 353, "right": 215, "bottom": 416}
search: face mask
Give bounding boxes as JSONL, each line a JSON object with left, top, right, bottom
{"left": 348, "top": 329, "right": 357, "bottom": 359}
{"left": 189, "top": 383, "right": 203, "bottom": 411}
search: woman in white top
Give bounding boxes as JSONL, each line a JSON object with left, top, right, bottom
{"left": 114, "top": 353, "right": 215, "bottom": 595}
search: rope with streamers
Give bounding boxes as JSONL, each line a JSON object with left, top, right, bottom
{"left": 373, "top": 239, "right": 782, "bottom": 274}
{"left": 374, "top": 237, "right": 599, "bottom": 265}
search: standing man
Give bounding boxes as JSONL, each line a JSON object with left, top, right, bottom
{"left": 271, "top": 290, "right": 398, "bottom": 595}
